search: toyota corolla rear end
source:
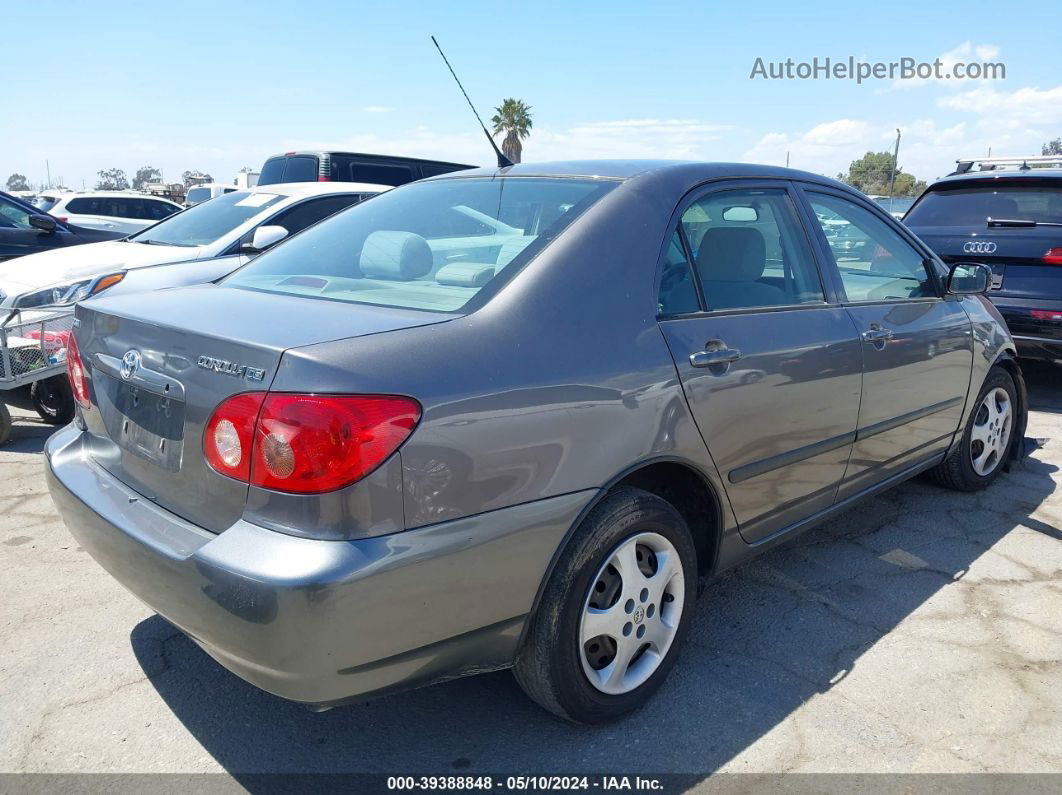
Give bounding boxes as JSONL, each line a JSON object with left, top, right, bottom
{"left": 44, "top": 172, "right": 618, "bottom": 705}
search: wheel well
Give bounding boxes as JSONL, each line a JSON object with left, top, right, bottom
{"left": 614, "top": 462, "right": 721, "bottom": 578}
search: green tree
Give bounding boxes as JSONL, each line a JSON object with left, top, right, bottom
{"left": 491, "top": 98, "right": 533, "bottom": 164}
{"left": 182, "top": 170, "right": 212, "bottom": 187}
{"left": 5, "top": 173, "right": 29, "bottom": 191}
{"left": 96, "top": 168, "right": 129, "bottom": 191}
{"left": 836, "top": 151, "right": 926, "bottom": 197}
{"left": 132, "top": 166, "right": 162, "bottom": 191}
{"left": 1042, "top": 138, "right": 1062, "bottom": 156}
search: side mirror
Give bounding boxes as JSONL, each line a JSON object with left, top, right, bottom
{"left": 244, "top": 224, "right": 288, "bottom": 253}
{"left": 29, "top": 214, "right": 57, "bottom": 233}
{"left": 947, "top": 262, "right": 991, "bottom": 295}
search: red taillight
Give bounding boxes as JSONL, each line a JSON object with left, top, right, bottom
{"left": 1030, "top": 309, "right": 1062, "bottom": 321}
{"left": 317, "top": 175, "right": 332, "bottom": 182}
{"left": 203, "top": 392, "right": 267, "bottom": 481}
{"left": 56, "top": 216, "right": 68, "bottom": 223}
{"left": 66, "top": 334, "right": 90, "bottom": 408}
{"left": 1042, "top": 247, "right": 1062, "bottom": 265}
{"left": 204, "top": 393, "right": 420, "bottom": 493}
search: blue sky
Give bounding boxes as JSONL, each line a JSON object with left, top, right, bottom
{"left": 4, "top": 0, "right": 1061, "bottom": 188}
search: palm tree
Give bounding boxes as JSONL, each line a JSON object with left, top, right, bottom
{"left": 491, "top": 99, "right": 533, "bottom": 164}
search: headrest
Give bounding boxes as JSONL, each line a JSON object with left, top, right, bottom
{"left": 496, "top": 236, "right": 535, "bottom": 268}
{"left": 360, "top": 231, "right": 432, "bottom": 281}
{"left": 436, "top": 262, "right": 495, "bottom": 287}
{"left": 696, "top": 227, "right": 766, "bottom": 282}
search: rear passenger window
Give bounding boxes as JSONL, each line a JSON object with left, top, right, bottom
{"left": 658, "top": 232, "right": 700, "bottom": 315}
{"left": 808, "top": 193, "right": 934, "bottom": 302}
{"left": 679, "top": 188, "right": 824, "bottom": 311}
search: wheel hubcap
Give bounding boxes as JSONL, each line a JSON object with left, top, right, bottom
{"left": 970, "top": 386, "right": 1012, "bottom": 477}
{"left": 579, "top": 531, "right": 685, "bottom": 695}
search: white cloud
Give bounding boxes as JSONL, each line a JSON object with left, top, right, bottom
{"left": 891, "top": 41, "right": 1003, "bottom": 91}
{"left": 363, "top": 106, "right": 395, "bottom": 113}
{"left": 938, "top": 84, "right": 1062, "bottom": 125}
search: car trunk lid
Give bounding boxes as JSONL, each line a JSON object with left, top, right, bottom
{"left": 75, "top": 284, "right": 451, "bottom": 532}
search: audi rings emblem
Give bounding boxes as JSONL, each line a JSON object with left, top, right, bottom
{"left": 963, "top": 241, "right": 997, "bottom": 254}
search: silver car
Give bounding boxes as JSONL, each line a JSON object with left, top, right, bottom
{"left": 46, "top": 161, "right": 1027, "bottom": 724}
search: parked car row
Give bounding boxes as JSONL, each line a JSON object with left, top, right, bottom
{"left": 42, "top": 158, "right": 1028, "bottom": 724}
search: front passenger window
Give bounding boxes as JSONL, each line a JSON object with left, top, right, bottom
{"left": 808, "top": 193, "right": 934, "bottom": 302}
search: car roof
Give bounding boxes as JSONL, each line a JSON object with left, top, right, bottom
{"left": 425, "top": 159, "right": 853, "bottom": 192}
{"left": 927, "top": 168, "right": 1062, "bottom": 188}
{"left": 248, "top": 181, "right": 389, "bottom": 197}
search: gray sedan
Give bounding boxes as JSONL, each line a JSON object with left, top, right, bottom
{"left": 46, "top": 161, "right": 1027, "bottom": 724}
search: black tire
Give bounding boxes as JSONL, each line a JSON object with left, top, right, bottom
{"left": 513, "top": 487, "right": 697, "bottom": 724}
{"left": 928, "top": 366, "right": 1017, "bottom": 492}
{"left": 0, "top": 403, "right": 11, "bottom": 445}
{"left": 30, "top": 376, "right": 75, "bottom": 425}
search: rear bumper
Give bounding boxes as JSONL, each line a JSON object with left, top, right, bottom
{"left": 46, "top": 424, "right": 595, "bottom": 705}
{"left": 991, "top": 297, "right": 1062, "bottom": 360}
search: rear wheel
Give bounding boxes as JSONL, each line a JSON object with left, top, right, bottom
{"left": 928, "top": 367, "right": 1016, "bottom": 491}
{"left": 31, "top": 376, "right": 74, "bottom": 425}
{"left": 513, "top": 487, "right": 697, "bottom": 724}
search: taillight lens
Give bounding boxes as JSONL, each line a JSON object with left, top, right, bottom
{"left": 1030, "top": 309, "right": 1062, "bottom": 321}
{"left": 1043, "top": 247, "right": 1062, "bottom": 265}
{"left": 203, "top": 392, "right": 266, "bottom": 481}
{"left": 204, "top": 393, "right": 420, "bottom": 493}
{"left": 66, "top": 333, "right": 91, "bottom": 408}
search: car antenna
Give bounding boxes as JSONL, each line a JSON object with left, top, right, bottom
{"left": 431, "top": 36, "right": 514, "bottom": 169}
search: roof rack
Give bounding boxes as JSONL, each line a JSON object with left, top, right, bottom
{"left": 952, "top": 155, "right": 1062, "bottom": 174}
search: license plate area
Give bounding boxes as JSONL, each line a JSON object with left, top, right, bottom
{"left": 97, "top": 372, "right": 185, "bottom": 471}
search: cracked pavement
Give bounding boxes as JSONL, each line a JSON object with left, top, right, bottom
{"left": 1, "top": 362, "right": 1059, "bottom": 779}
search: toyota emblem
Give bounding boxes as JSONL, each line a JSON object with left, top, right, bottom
{"left": 120, "top": 350, "right": 142, "bottom": 380}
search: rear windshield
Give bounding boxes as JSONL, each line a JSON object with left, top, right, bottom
{"left": 257, "top": 155, "right": 318, "bottom": 185}
{"left": 225, "top": 177, "right": 617, "bottom": 312}
{"left": 185, "top": 187, "right": 211, "bottom": 204}
{"left": 906, "top": 184, "right": 1062, "bottom": 226}
{"left": 128, "top": 191, "right": 285, "bottom": 247}
{"left": 33, "top": 196, "right": 60, "bottom": 212}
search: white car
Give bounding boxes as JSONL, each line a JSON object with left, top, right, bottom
{"left": 2, "top": 182, "right": 387, "bottom": 308}
{"left": 34, "top": 191, "right": 183, "bottom": 234}
{"left": 184, "top": 183, "right": 238, "bottom": 207}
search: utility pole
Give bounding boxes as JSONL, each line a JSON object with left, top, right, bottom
{"left": 786, "top": 151, "right": 790, "bottom": 168}
{"left": 45, "top": 160, "right": 52, "bottom": 190}
{"left": 887, "top": 129, "right": 901, "bottom": 200}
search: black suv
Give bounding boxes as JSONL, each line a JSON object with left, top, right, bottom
{"left": 258, "top": 151, "right": 474, "bottom": 187}
{"left": 905, "top": 156, "right": 1062, "bottom": 361}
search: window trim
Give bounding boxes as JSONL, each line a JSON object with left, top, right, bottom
{"left": 792, "top": 182, "right": 947, "bottom": 304}
{"left": 655, "top": 179, "right": 832, "bottom": 319}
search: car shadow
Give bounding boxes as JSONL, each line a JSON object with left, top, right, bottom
{"left": 130, "top": 376, "right": 1060, "bottom": 781}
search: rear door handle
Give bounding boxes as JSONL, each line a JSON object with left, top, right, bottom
{"left": 690, "top": 348, "right": 742, "bottom": 368}
{"left": 861, "top": 327, "right": 894, "bottom": 343}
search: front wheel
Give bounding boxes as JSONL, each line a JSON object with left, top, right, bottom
{"left": 513, "top": 487, "right": 697, "bottom": 724}
{"left": 928, "top": 367, "right": 1016, "bottom": 491}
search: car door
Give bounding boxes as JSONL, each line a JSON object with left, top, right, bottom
{"left": 799, "top": 186, "right": 973, "bottom": 498}
{"left": 0, "top": 194, "right": 72, "bottom": 262}
{"left": 657, "top": 181, "right": 864, "bottom": 544}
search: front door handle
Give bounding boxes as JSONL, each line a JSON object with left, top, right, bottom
{"left": 861, "top": 327, "right": 894, "bottom": 343}
{"left": 690, "top": 347, "right": 742, "bottom": 368}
